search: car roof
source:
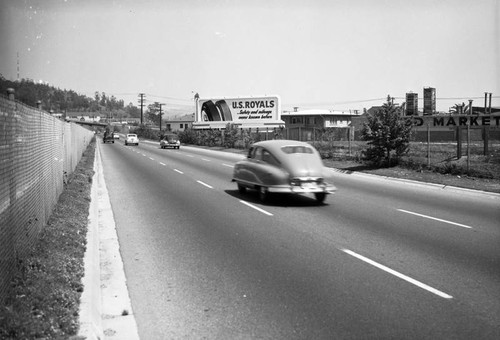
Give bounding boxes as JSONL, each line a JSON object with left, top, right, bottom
{"left": 252, "top": 140, "right": 313, "bottom": 151}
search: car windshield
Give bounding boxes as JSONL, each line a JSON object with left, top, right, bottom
{"left": 281, "top": 146, "right": 314, "bottom": 154}
{"left": 165, "top": 135, "right": 178, "bottom": 142}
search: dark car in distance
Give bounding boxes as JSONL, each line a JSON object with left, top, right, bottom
{"left": 160, "top": 133, "right": 180, "bottom": 149}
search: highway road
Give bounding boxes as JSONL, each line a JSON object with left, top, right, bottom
{"left": 99, "top": 138, "right": 500, "bottom": 339}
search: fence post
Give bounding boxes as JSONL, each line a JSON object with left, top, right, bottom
{"left": 483, "top": 126, "right": 489, "bottom": 156}
{"left": 348, "top": 127, "right": 352, "bottom": 157}
{"left": 456, "top": 127, "right": 462, "bottom": 159}
{"left": 427, "top": 123, "right": 431, "bottom": 169}
{"left": 467, "top": 124, "right": 470, "bottom": 173}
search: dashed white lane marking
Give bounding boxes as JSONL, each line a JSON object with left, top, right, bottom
{"left": 186, "top": 154, "right": 194, "bottom": 158}
{"left": 201, "top": 158, "right": 211, "bottom": 162}
{"left": 197, "top": 180, "right": 213, "bottom": 189}
{"left": 341, "top": 249, "right": 453, "bottom": 299}
{"left": 174, "top": 169, "right": 183, "bottom": 174}
{"left": 149, "top": 157, "right": 154, "bottom": 161}
{"left": 222, "top": 163, "right": 234, "bottom": 168}
{"left": 160, "top": 162, "right": 166, "bottom": 166}
{"left": 397, "top": 209, "right": 473, "bottom": 229}
{"left": 239, "top": 200, "right": 273, "bottom": 216}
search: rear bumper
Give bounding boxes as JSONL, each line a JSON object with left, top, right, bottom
{"left": 233, "top": 178, "right": 337, "bottom": 195}
{"left": 268, "top": 183, "right": 337, "bottom": 194}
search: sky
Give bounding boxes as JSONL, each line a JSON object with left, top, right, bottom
{"left": 1, "top": 0, "right": 499, "bottom": 116}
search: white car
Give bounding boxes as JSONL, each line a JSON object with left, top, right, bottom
{"left": 125, "top": 134, "right": 139, "bottom": 146}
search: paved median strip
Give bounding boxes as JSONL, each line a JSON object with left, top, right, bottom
{"left": 341, "top": 249, "right": 453, "bottom": 299}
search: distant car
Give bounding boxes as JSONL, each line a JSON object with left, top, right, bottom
{"left": 125, "top": 134, "right": 139, "bottom": 146}
{"left": 160, "top": 133, "right": 180, "bottom": 149}
{"left": 113, "top": 133, "right": 120, "bottom": 139}
{"left": 232, "top": 140, "right": 336, "bottom": 203}
{"left": 103, "top": 131, "right": 114, "bottom": 143}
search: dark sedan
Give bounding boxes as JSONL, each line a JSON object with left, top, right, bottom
{"left": 232, "top": 140, "right": 336, "bottom": 203}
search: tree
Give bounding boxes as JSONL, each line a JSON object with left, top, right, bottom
{"left": 361, "top": 95, "right": 412, "bottom": 166}
{"left": 146, "top": 102, "right": 161, "bottom": 125}
{"left": 125, "top": 103, "right": 140, "bottom": 118}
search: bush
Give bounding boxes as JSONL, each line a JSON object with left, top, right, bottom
{"left": 132, "top": 125, "right": 161, "bottom": 140}
{"left": 361, "top": 96, "right": 412, "bottom": 166}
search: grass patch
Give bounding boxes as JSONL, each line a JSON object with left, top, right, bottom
{"left": 312, "top": 140, "right": 500, "bottom": 180}
{"left": 0, "top": 138, "right": 96, "bottom": 340}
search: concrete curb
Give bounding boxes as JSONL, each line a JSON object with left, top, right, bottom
{"left": 77, "top": 143, "right": 140, "bottom": 340}
{"left": 77, "top": 143, "right": 104, "bottom": 340}
{"left": 331, "top": 168, "right": 500, "bottom": 198}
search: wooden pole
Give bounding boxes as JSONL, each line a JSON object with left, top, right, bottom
{"left": 427, "top": 123, "right": 431, "bottom": 169}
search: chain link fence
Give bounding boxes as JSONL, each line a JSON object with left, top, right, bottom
{"left": 0, "top": 93, "right": 94, "bottom": 302}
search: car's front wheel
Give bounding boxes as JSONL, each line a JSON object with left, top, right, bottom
{"left": 258, "top": 186, "right": 269, "bottom": 203}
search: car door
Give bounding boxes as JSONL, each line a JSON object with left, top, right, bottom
{"left": 246, "top": 147, "right": 283, "bottom": 186}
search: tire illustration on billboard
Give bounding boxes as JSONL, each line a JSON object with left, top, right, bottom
{"left": 201, "top": 101, "right": 221, "bottom": 121}
{"left": 201, "top": 100, "right": 233, "bottom": 121}
{"left": 216, "top": 100, "right": 232, "bottom": 121}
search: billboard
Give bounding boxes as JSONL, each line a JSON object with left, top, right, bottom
{"left": 192, "top": 95, "right": 285, "bottom": 129}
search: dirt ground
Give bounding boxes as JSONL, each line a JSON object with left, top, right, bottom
{"left": 322, "top": 159, "right": 500, "bottom": 194}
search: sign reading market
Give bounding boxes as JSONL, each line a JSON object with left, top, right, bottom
{"left": 410, "top": 115, "right": 500, "bottom": 129}
{"left": 193, "top": 95, "right": 285, "bottom": 129}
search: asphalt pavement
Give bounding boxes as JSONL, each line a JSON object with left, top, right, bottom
{"left": 77, "top": 139, "right": 500, "bottom": 339}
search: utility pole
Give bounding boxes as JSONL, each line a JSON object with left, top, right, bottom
{"left": 158, "top": 103, "right": 165, "bottom": 132}
{"left": 138, "top": 93, "right": 146, "bottom": 125}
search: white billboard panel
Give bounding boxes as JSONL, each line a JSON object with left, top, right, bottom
{"left": 193, "top": 95, "right": 285, "bottom": 129}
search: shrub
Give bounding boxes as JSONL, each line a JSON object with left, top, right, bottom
{"left": 361, "top": 95, "right": 412, "bottom": 166}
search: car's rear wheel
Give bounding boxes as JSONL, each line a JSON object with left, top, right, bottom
{"left": 237, "top": 183, "right": 246, "bottom": 194}
{"left": 315, "top": 192, "right": 326, "bottom": 203}
{"left": 258, "top": 186, "right": 269, "bottom": 203}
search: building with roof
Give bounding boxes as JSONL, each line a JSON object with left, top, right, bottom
{"left": 163, "top": 114, "right": 195, "bottom": 132}
{"left": 280, "top": 109, "right": 362, "bottom": 141}
{"left": 280, "top": 109, "right": 360, "bottom": 129}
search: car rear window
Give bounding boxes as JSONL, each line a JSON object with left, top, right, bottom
{"left": 127, "top": 134, "right": 137, "bottom": 137}
{"left": 281, "top": 146, "right": 314, "bottom": 154}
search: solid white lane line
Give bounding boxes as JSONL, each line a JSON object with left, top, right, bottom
{"left": 222, "top": 163, "right": 234, "bottom": 168}
{"left": 174, "top": 169, "right": 183, "bottom": 174}
{"left": 342, "top": 249, "right": 453, "bottom": 299}
{"left": 159, "top": 162, "right": 166, "bottom": 166}
{"left": 397, "top": 209, "right": 473, "bottom": 229}
{"left": 239, "top": 200, "right": 273, "bottom": 216}
{"left": 197, "top": 180, "right": 213, "bottom": 189}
